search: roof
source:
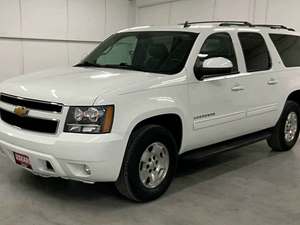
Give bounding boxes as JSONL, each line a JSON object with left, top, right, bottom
{"left": 118, "top": 21, "right": 300, "bottom": 36}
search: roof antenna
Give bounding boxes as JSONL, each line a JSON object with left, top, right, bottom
{"left": 183, "top": 21, "right": 190, "bottom": 28}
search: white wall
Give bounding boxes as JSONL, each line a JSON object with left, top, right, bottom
{"left": 0, "top": 0, "right": 135, "bottom": 81}
{"left": 2, "top": 0, "right": 298, "bottom": 82}
{"left": 136, "top": 0, "right": 299, "bottom": 30}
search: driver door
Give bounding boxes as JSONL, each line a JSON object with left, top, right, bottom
{"left": 188, "top": 32, "right": 248, "bottom": 149}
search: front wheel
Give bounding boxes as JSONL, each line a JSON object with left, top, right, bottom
{"left": 115, "top": 125, "right": 178, "bottom": 202}
{"left": 268, "top": 100, "right": 300, "bottom": 151}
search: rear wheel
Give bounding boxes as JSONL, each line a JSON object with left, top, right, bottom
{"left": 268, "top": 101, "right": 300, "bottom": 151}
{"left": 115, "top": 125, "right": 178, "bottom": 202}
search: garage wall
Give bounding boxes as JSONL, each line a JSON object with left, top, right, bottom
{"left": 2, "top": 0, "right": 298, "bottom": 82}
{"left": 0, "top": 0, "right": 135, "bottom": 81}
{"left": 136, "top": 0, "right": 299, "bottom": 30}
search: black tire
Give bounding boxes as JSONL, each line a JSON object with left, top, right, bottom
{"left": 267, "top": 100, "right": 300, "bottom": 151}
{"left": 115, "top": 125, "right": 178, "bottom": 202}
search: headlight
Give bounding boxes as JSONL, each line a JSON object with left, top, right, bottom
{"left": 64, "top": 105, "right": 114, "bottom": 134}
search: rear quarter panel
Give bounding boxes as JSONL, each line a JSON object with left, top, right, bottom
{"left": 265, "top": 31, "right": 300, "bottom": 123}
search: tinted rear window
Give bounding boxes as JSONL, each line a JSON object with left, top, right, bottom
{"left": 238, "top": 32, "right": 271, "bottom": 72}
{"left": 270, "top": 34, "right": 300, "bottom": 67}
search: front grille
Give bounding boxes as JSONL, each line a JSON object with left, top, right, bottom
{"left": 0, "top": 108, "right": 58, "bottom": 134}
{"left": 0, "top": 93, "right": 62, "bottom": 113}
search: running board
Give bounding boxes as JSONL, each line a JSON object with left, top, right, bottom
{"left": 181, "top": 129, "right": 272, "bottom": 160}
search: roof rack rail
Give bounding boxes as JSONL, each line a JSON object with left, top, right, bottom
{"left": 219, "top": 21, "right": 254, "bottom": 27}
{"left": 179, "top": 21, "right": 296, "bottom": 31}
{"left": 254, "top": 24, "right": 295, "bottom": 31}
{"left": 180, "top": 21, "right": 254, "bottom": 28}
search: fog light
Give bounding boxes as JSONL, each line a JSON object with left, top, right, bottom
{"left": 84, "top": 165, "right": 91, "bottom": 175}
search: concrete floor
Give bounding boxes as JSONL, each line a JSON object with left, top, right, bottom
{"left": 1, "top": 140, "right": 300, "bottom": 225}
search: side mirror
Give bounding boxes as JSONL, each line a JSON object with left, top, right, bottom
{"left": 194, "top": 57, "right": 233, "bottom": 80}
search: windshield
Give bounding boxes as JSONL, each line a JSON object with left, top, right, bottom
{"left": 76, "top": 31, "right": 198, "bottom": 75}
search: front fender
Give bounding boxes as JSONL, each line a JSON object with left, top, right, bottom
{"left": 110, "top": 84, "right": 189, "bottom": 149}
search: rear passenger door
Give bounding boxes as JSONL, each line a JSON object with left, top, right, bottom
{"left": 237, "top": 32, "right": 281, "bottom": 132}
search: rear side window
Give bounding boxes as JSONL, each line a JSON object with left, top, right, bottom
{"left": 270, "top": 34, "right": 300, "bottom": 67}
{"left": 238, "top": 32, "right": 271, "bottom": 72}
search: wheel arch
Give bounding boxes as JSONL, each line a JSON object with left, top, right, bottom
{"left": 286, "top": 90, "right": 300, "bottom": 106}
{"left": 126, "top": 110, "right": 184, "bottom": 153}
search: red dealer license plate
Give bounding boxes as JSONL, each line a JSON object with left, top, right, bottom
{"left": 14, "top": 152, "right": 32, "bottom": 169}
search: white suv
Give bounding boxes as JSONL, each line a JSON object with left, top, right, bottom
{"left": 0, "top": 21, "right": 300, "bottom": 202}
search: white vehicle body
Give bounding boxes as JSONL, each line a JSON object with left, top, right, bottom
{"left": 0, "top": 23, "right": 299, "bottom": 184}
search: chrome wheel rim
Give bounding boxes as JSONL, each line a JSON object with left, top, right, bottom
{"left": 139, "top": 142, "right": 170, "bottom": 189}
{"left": 284, "top": 112, "right": 298, "bottom": 143}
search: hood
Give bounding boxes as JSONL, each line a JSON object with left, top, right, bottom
{"left": 0, "top": 67, "right": 166, "bottom": 105}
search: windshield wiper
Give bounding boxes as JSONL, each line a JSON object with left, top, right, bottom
{"left": 76, "top": 62, "right": 145, "bottom": 72}
{"left": 75, "top": 61, "right": 102, "bottom": 68}
{"left": 100, "top": 63, "right": 145, "bottom": 72}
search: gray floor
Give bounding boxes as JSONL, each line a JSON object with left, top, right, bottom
{"left": 1, "top": 140, "right": 300, "bottom": 225}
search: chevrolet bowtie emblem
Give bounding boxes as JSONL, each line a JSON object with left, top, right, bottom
{"left": 14, "top": 106, "right": 29, "bottom": 117}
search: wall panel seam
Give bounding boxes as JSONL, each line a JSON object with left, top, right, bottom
{"left": 212, "top": 0, "right": 217, "bottom": 20}
{"left": 248, "top": 0, "right": 252, "bottom": 22}
{"left": 252, "top": 0, "right": 256, "bottom": 23}
{"left": 167, "top": 2, "right": 171, "bottom": 25}
{"left": 19, "top": 0, "right": 24, "bottom": 74}
{"left": 105, "top": 0, "right": 108, "bottom": 36}
{"left": 66, "top": 0, "right": 70, "bottom": 65}
{"left": 265, "top": 0, "right": 270, "bottom": 23}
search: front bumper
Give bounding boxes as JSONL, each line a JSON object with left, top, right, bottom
{"left": 0, "top": 120, "right": 126, "bottom": 183}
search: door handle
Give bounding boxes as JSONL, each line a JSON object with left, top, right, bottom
{"left": 267, "top": 78, "right": 278, "bottom": 85}
{"left": 231, "top": 85, "right": 245, "bottom": 92}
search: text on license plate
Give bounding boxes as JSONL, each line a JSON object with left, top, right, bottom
{"left": 14, "top": 152, "right": 32, "bottom": 169}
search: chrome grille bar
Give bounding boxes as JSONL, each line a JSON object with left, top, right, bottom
{"left": 0, "top": 93, "right": 63, "bottom": 113}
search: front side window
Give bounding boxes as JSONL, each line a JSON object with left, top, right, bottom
{"left": 238, "top": 32, "right": 271, "bottom": 72}
{"left": 78, "top": 31, "right": 198, "bottom": 75}
{"left": 198, "top": 32, "right": 238, "bottom": 74}
{"left": 270, "top": 34, "right": 300, "bottom": 67}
